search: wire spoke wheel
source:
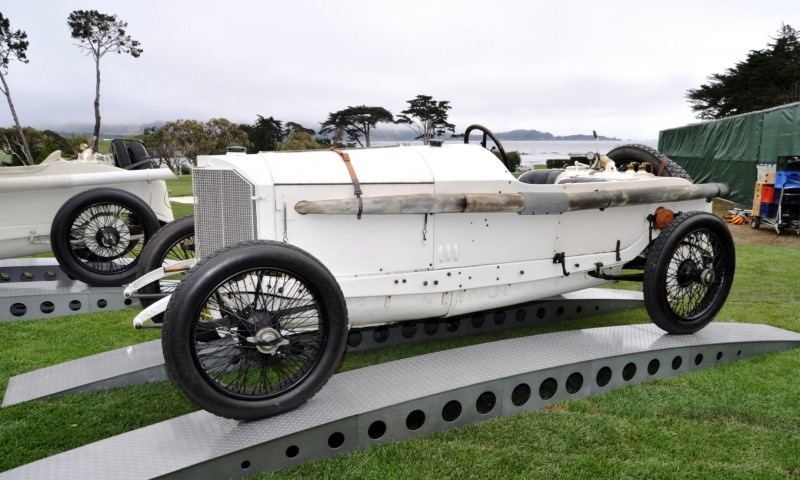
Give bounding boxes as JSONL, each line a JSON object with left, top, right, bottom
{"left": 644, "top": 211, "right": 735, "bottom": 334}
{"left": 159, "top": 233, "right": 195, "bottom": 294}
{"left": 136, "top": 216, "right": 195, "bottom": 316}
{"left": 192, "top": 268, "right": 326, "bottom": 400}
{"left": 51, "top": 188, "right": 160, "bottom": 286}
{"left": 68, "top": 202, "right": 144, "bottom": 274}
{"left": 162, "top": 241, "right": 347, "bottom": 420}
{"left": 663, "top": 229, "right": 726, "bottom": 320}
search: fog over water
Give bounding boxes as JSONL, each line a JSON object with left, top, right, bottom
{"left": 372, "top": 140, "right": 659, "bottom": 166}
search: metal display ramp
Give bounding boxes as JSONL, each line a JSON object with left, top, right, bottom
{"left": 0, "top": 258, "right": 131, "bottom": 322}
{"left": 0, "top": 258, "right": 69, "bottom": 283}
{"left": 2, "top": 322, "right": 799, "bottom": 480}
{"left": 3, "top": 288, "right": 644, "bottom": 407}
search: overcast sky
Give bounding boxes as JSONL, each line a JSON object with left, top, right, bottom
{"left": 2, "top": 0, "right": 798, "bottom": 139}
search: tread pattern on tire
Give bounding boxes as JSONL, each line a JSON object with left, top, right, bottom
{"left": 643, "top": 211, "right": 735, "bottom": 334}
{"left": 606, "top": 143, "right": 693, "bottom": 182}
{"left": 162, "top": 239, "right": 349, "bottom": 420}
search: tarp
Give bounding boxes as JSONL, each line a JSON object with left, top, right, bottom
{"left": 658, "top": 102, "right": 800, "bottom": 205}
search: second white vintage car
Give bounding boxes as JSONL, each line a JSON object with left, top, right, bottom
{"left": 0, "top": 140, "right": 174, "bottom": 286}
{"left": 126, "top": 126, "right": 735, "bottom": 420}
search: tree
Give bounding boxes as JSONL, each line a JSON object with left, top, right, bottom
{"left": 140, "top": 125, "right": 182, "bottom": 173}
{"left": 284, "top": 121, "right": 316, "bottom": 137}
{"left": 495, "top": 150, "right": 521, "bottom": 172}
{"left": 240, "top": 115, "right": 283, "bottom": 152}
{"left": 687, "top": 24, "right": 800, "bottom": 119}
{"left": 396, "top": 95, "right": 455, "bottom": 144}
{"left": 140, "top": 118, "right": 250, "bottom": 171}
{"left": 204, "top": 118, "right": 249, "bottom": 153}
{"left": 0, "top": 12, "right": 33, "bottom": 165}
{"left": 68, "top": 10, "right": 142, "bottom": 151}
{"left": 319, "top": 105, "right": 393, "bottom": 147}
{"left": 0, "top": 127, "right": 73, "bottom": 164}
{"left": 278, "top": 131, "right": 326, "bottom": 151}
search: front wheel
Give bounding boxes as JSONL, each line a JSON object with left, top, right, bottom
{"left": 643, "top": 212, "right": 735, "bottom": 334}
{"left": 161, "top": 240, "right": 348, "bottom": 420}
{"left": 135, "top": 215, "right": 195, "bottom": 321}
{"left": 50, "top": 188, "right": 161, "bottom": 286}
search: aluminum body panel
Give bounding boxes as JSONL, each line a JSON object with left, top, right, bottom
{"left": 188, "top": 145, "right": 711, "bottom": 328}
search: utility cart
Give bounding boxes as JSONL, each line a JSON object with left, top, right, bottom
{"left": 751, "top": 156, "right": 800, "bottom": 235}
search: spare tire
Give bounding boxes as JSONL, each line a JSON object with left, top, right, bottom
{"left": 606, "top": 144, "right": 692, "bottom": 182}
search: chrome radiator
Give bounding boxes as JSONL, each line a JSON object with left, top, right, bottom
{"left": 192, "top": 168, "right": 256, "bottom": 258}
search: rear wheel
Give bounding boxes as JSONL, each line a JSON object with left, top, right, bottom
{"left": 643, "top": 212, "right": 735, "bottom": 334}
{"left": 50, "top": 188, "right": 160, "bottom": 286}
{"left": 136, "top": 216, "right": 195, "bottom": 321}
{"left": 162, "top": 240, "right": 348, "bottom": 420}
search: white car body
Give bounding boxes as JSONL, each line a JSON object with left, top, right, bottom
{"left": 131, "top": 143, "right": 725, "bottom": 329}
{"left": 0, "top": 150, "right": 174, "bottom": 259}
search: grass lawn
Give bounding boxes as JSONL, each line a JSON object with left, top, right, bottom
{"left": 0, "top": 232, "right": 798, "bottom": 476}
{"left": 166, "top": 174, "right": 193, "bottom": 198}
{"left": 167, "top": 174, "right": 194, "bottom": 218}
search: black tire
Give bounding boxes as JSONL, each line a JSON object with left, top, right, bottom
{"left": 607, "top": 144, "right": 692, "bottom": 181}
{"left": 135, "top": 216, "right": 195, "bottom": 320}
{"left": 643, "top": 211, "right": 735, "bottom": 334}
{"left": 162, "top": 240, "right": 348, "bottom": 420}
{"left": 750, "top": 217, "right": 761, "bottom": 229}
{"left": 51, "top": 188, "right": 161, "bottom": 286}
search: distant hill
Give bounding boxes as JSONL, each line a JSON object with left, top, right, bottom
{"left": 494, "top": 129, "right": 620, "bottom": 141}
{"left": 47, "top": 122, "right": 619, "bottom": 142}
{"left": 370, "top": 126, "right": 620, "bottom": 142}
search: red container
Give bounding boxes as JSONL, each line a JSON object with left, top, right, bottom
{"left": 762, "top": 185, "right": 775, "bottom": 204}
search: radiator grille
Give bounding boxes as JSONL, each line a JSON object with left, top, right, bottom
{"left": 193, "top": 169, "right": 255, "bottom": 258}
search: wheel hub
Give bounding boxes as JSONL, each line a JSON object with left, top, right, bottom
{"left": 96, "top": 227, "right": 120, "bottom": 248}
{"left": 248, "top": 327, "right": 289, "bottom": 355}
{"left": 676, "top": 260, "right": 699, "bottom": 287}
{"left": 700, "top": 268, "right": 716, "bottom": 286}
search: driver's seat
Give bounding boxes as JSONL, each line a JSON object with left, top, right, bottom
{"left": 518, "top": 169, "right": 564, "bottom": 184}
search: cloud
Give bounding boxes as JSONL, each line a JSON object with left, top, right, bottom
{"left": 1, "top": 0, "right": 794, "bottom": 138}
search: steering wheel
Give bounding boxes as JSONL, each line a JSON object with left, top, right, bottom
{"left": 463, "top": 124, "right": 509, "bottom": 170}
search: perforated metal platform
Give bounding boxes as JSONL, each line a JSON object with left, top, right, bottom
{"left": 0, "top": 258, "right": 67, "bottom": 283}
{"left": 2, "top": 322, "right": 799, "bottom": 480}
{"left": 0, "top": 279, "right": 132, "bottom": 321}
{"left": 0, "top": 259, "right": 132, "bottom": 322}
{"left": 2, "top": 288, "right": 643, "bottom": 407}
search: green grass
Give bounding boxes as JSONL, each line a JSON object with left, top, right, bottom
{"left": 0, "top": 245, "right": 798, "bottom": 477}
{"left": 166, "top": 174, "right": 193, "bottom": 198}
{"left": 166, "top": 174, "right": 194, "bottom": 219}
{"left": 170, "top": 202, "right": 194, "bottom": 219}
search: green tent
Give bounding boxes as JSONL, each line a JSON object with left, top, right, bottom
{"left": 658, "top": 102, "right": 800, "bottom": 204}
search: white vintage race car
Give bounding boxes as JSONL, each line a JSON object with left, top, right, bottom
{"left": 0, "top": 140, "right": 174, "bottom": 286}
{"left": 126, "top": 125, "right": 734, "bottom": 420}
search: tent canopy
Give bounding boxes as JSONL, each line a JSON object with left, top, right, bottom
{"left": 658, "top": 102, "right": 800, "bottom": 204}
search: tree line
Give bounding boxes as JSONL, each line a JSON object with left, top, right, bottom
{"left": 0, "top": 7, "right": 458, "bottom": 168}
{"left": 135, "top": 94, "right": 456, "bottom": 173}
